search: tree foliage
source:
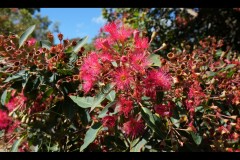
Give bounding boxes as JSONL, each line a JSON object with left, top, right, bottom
{"left": 102, "top": 8, "right": 240, "bottom": 51}
{"left": 0, "top": 8, "right": 59, "bottom": 40}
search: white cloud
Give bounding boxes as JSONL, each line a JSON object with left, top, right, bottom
{"left": 91, "top": 15, "right": 107, "bottom": 25}
{"left": 76, "top": 23, "right": 84, "bottom": 29}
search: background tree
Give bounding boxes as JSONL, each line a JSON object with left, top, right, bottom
{"left": 102, "top": 8, "right": 240, "bottom": 53}
{"left": 0, "top": 8, "right": 59, "bottom": 40}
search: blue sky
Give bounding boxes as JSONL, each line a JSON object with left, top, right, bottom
{"left": 40, "top": 8, "right": 107, "bottom": 43}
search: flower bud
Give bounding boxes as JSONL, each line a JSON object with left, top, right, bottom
{"left": 120, "top": 56, "right": 128, "bottom": 63}
{"left": 47, "top": 32, "right": 54, "bottom": 44}
{"left": 102, "top": 39, "right": 110, "bottom": 49}
{"left": 58, "top": 33, "right": 63, "bottom": 41}
{"left": 133, "top": 30, "right": 140, "bottom": 40}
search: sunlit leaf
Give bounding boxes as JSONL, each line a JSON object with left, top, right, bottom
{"left": 40, "top": 40, "right": 51, "bottom": 50}
{"left": 19, "top": 25, "right": 35, "bottom": 48}
{"left": 73, "top": 36, "right": 88, "bottom": 53}
{"left": 149, "top": 54, "right": 161, "bottom": 67}
{"left": 130, "top": 138, "right": 147, "bottom": 152}
{"left": 98, "top": 101, "right": 116, "bottom": 118}
{"left": 80, "top": 122, "right": 102, "bottom": 152}
{"left": 11, "top": 136, "right": 25, "bottom": 152}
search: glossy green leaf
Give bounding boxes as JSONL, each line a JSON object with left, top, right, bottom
{"left": 69, "top": 96, "right": 95, "bottom": 108}
{"left": 98, "top": 101, "right": 116, "bottom": 118}
{"left": 141, "top": 107, "right": 165, "bottom": 138}
{"left": 90, "top": 93, "right": 105, "bottom": 112}
{"left": 80, "top": 122, "right": 102, "bottom": 152}
{"left": 190, "top": 132, "right": 202, "bottom": 146}
{"left": 1, "top": 90, "right": 8, "bottom": 105}
{"left": 73, "top": 36, "right": 88, "bottom": 53}
{"left": 149, "top": 54, "right": 161, "bottom": 67}
{"left": 111, "top": 61, "right": 118, "bottom": 67}
{"left": 40, "top": 40, "right": 51, "bottom": 50}
{"left": 106, "top": 90, "right": 116, "bottom": 102}
{"left": 170, "top": 117, "right": 180, "bottom": 128}
{"left": 19, "top": 25, "right": 35, "bottom": 48}
{"left": 225, "top": 64, "right": 236, "bottom": 70}
{"left": 215, "top": 49, "right": 222, "bottom": 58}
{"left": 43, "top": 88, "right": 54, "bottom": 99}
{"left": 130, "top": 138, "right": 147, "bottom": 152}
{"left": 11, "top": 136, "right": 25, "bottom": 152}
{"left": 4, "top": 70, "right": 25, "bottom": 83}
{"left": 103, "top": 83, "right": 115, "bottom": 102}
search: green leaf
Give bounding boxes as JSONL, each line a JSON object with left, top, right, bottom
{"left": 141, "top": 107, "right": 165, "bottom": 138}
{"left": 98, "top": 101, "right": 116, "bottom": 118}
{"left": 11, "top": 136, "right": 25, "bottom": 152}
{"left": 190, "top": 132, "right": 202, "bottom": 146}
{"left": 40, "top": 40, "right": 51, "bottom": 50}
{"left": 224, "top": 64, "right": 236, "bottom": 70}
{"left": 4, "top": 70, "right": 25, "bottom": 83}
{"left": 69, "top": 52, "right": 78, "bottom": 64}
{"left": 73, "top": 36, "right": 88, "bottom": 53}
{"left": 79, "top": 107, "right": 91, "bottom": 126}
{"left": 49, "top": 73, "right": 57, "bottom": 83}
{"left": 215, "top": 49, "right": 222, "bottom": 58}
{"left": 206, "top": 71, "right": 217, "bottom": 78}
{"left": 70, "top": 84, "right": 114, "bottom": 111}
{"left": 111, "top": 61, "right": 118, "bottom": 67}
{"left": 103, "top": 84, "right": 116, "bottom": 102}
{"left": 227, "top": 70, "right": 235, "bottom": 78}
{"left": 90, "top": 93, "right": 105, "bottom": 112}
{"left": 170, "top": 117, "right": 180, "bottom": 128}
{"left": 69, "top": 96, "right": 95, "bottom": 108}
{"left": 43, "top": 88, "right": 54, "bottom": 99}
{"left": 80, "top": 122, "right": 102, "bottom": 152}
{"left": 106, "top": 90, "right": 116, "bottom": 102}
{"left": 149, "top": 54, "right": 161, "bottom": 67}
{"left": 19, "top": 25, "right": 36, "bottom": 48}
{"left": 1, "top": 90, "right": 10, "bottom": 106}
{"left": 130, "top": 138, "right": 147, "bottom": 152}
{"left": 49, "top": 143, "right": 59, "bottom": 152}
{"left": 64, "top": 46, "right": 73, "bottom": 53}
{"left": 130, "top": 138, "right": 140, "bottom": 149}
{"left": 195, "top": 106, "right": 204, "bottom": 113}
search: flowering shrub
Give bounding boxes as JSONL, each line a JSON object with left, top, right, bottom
{"left": 0, "top": 21, "right": 239, "bottom": 152}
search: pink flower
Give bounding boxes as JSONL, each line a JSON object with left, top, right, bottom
{"left": 187, "top": 81, "right": 206, "bottom": 108}
{"left": 129, "top": 52, "right": 150, "bottom": 73}
{"left": 154, "top": 102, "right": 174, "bottom": 117}
{"left": 133, "top": 30, "right": 140, "bottom": 41}
{"left": 145, "top": 69, "right": 172, "bottom": 90}
{"left": 80, "top": 52, "right": 102, "bottom": 78}
{"left": 103, "top": 22, "right": 118, "bottom": 35}
{"left": 100, "top": 52, "right": 113, "bottom": 63}
{"left": 103, "top": 22, "right": 133, "bottom": 43}
{"left": 102, "top": 116, "right": 116, "bottom": 128}
{"left": 114, "top": 67, "right": 133, "bottom": 91}
{"left": 82, "top": 80, "right": 94, "bottom": 93}
{"left": 154, "top": 69, "right": 172, "bottom": 90}
{"left": 5, "top": 92, "right": 27, "bottom": 112}
{"left": 0, "top": 110, "right": 11, "bottom": 129}
{"left": 6, "top": 120, "right": 20, "bottom": 134}
{"left": 122, "top": 118, "right": 145, "bottom": 139}
{"left": 80, "top": 52, "right": 102, "bottom": 93}
{"left": 114, "top": 25, "right": 133, "bottom": 43}
{"left": 117, "top": 97, "right": 133, "bottom": 117}
{"left": 94, "top": 38, "right": 111, "bottom": 51}
{"left": 134, "top": 37, "right": 149, "bottom": 50}
{"left": 27, "top": 38, "right": 36, "bottom": 46}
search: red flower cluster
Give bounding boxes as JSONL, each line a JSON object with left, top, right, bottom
{"left": 79, "top": 21, "right": 173, "bottom": 139}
